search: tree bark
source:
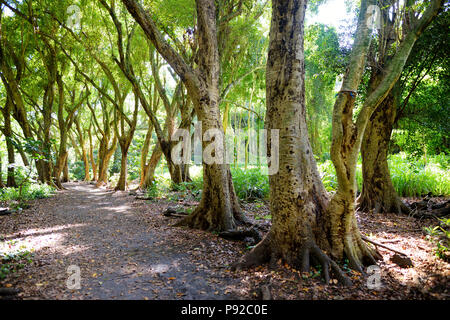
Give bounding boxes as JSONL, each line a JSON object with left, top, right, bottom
{"left": 88, "top": 125, "right": 97, "bottom": 181}
{"left": 62, "top": 156, "right": 69, "bottom": 182}
{"left": 1, "top": 97, "right": 17, "bottom": 187}
{"left": 357, "top": 88, "right": 409, "bottom": 214}
{"left": 123, "top": 0, "right": 245, "bottom": 231}
{"left": 233, "top": 0, "right": 352, "bottom": 285}
{"left": 141, "top": 142, "right": 163, "bottom": 189}
{"left": 96, "top": 135, "right": 117, "bottom": 187}
{"left": 115, "top": 146, "right": 129, "bottom": 191}
{"left": 139, "top": 122, "right": 153, "bottom": 188}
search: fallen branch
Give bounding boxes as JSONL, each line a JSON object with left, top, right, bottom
{"left": 361, "top": 235, "right": 408, "bottom": 256}
{"left": 136, "top": 196, "right": 153, "bottom": 200}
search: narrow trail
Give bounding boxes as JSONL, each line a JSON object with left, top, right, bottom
{"left": 2, "top": 182, "right": 245, "bottom": 300}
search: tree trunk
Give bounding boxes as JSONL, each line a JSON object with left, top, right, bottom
{"left": 115, "top": 141, "right": 130, "bottom": 191}
{"left": 233, "top": 1, "right": 354, "bottom": 284}
{"left": 139, "top": 123, "right": 153, "bottom": 188}
{"left": 54, "top": 151, "right": 68, "bottom": 189}
{"left": 2, "top": 98, "right": 17, "bottom": 187}
{"left": 96, "top": 135, "right": 117, "bottom": 187}
{"left": 62, "top": 156, "right": 69, "bottom": 182}
{"left": 0, "top": 156, "right": 4, "bottom": 188}
{"left": 88, "top": 127, "right": 97, "bottom": 181}
{"left": 122, "top": 0, "right": 245, "bottom": 231}
{"left": 141, "top": 143, "right": 163, "bottom": 189}
{"left": 357, "top": 89, "right": 409, "bottom": 214}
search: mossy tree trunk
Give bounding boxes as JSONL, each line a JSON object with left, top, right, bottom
{"left": 122, "top": 0, "right": 245, "bottom": 231}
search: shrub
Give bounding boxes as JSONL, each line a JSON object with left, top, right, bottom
{"left": 0, "top": 183, "right": 55, "bottom": 202}
{"left": 230, "top": 167, "right": 269, "bottom": 202}
{"left": 69, "top": 161, "right": 86, "bottom": 181}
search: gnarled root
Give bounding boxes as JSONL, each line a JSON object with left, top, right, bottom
{"left": 232, "top": 235, "right": 353, "bottom": 286}
{"left": 174, "top": 204, "right": 247, "bottom": 232}
{"left": 343, "top": 231, "right": 382, "bottom": 273}
{"left": 357, "top": 193, "right": 410, "bottom": 215}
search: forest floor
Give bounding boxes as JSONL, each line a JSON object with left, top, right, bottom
{"left": 0, "top": 182, "right": 448, "bottom": 300}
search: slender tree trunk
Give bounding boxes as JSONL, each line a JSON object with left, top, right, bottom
{"left": 141, "top": 143, "right": 163, "bottom": 189}
{"left": 82, "top": 147, "right": 90, "bottom": 182}
{"left": 62, "top": 156, "right": 69, "bottom": 182}
{"left": 0, "top": 156, "right": 4, "bottom": 188}
{"left": 88, "top": 128, "right": 97, "bottom": 181}
{"left": 115, "top": 141, "right": 131, "bottom": 191}
{"left": 2, "top": 98, "right": 17, "bottom": 187}
{"left": 325, "top": 0, "right": 442, "bottom": 271}
{"left": 139, "top": 123, "right": 153, "bottom": 188}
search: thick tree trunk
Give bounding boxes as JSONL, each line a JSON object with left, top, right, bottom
{"left": 357, "top": 89, "right": 409, "bottom": 214}
{"left": 62, "top": 157, "right": 69, "bottom": 182}
{"left": 122, "top": 0, "right": 244, "bottom": 231}
{"left": 175, "top": 110, "right": 243, "bottom": 231}
{"left": 233, "top": 1, "right": 353, "bottom": 284}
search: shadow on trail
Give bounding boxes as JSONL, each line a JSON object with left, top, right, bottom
{"left": 1, "top": 182, "right": 244, "bottom": 300}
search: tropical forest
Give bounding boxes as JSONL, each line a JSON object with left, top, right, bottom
{"left": 0, "top": 0, "right": 449, "bottom": 303}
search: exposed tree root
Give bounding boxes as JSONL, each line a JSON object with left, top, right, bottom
{"left": 0, "top": 288, "right": 20, "bottom": 296}
{"left": 340, "top": 230, "right": 382, "bottom": 273}
{"left": 174, "top": 202, "right": 249, "bottom": 232}
{"left": 409, "top": 198, "right": 450, "bottom": 219}
{"left": 218, "top": 228, "right": 262, "bottom": 244}
{"left": 357, "top": 194, "right": 411, "bottom": 215}
{"left": 232, "top": 235, "right": 353, "bottom": 286}
{"left": 162, "top": 207, "right": 189, "bottom": 218}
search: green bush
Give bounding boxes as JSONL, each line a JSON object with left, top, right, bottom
{"left": 69, "top": 161, "right": 86, "bottom": 181}
{"left": 424, "top": 217, "right": 449, "bottom": 261}
{"left": 230, "top": 167, "right": 269, "bottom": 201}
{"left": 317, "top": 153, "right": 450, "bottom": 197}
{"left": 0, "top": 183, "right": 55, "bottom": 201}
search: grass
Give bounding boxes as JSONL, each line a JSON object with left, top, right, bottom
{"left": 424, "top": 217, "right": 449, "bottom": 261}
{"left": 141, "top": 152, "right": 449, "bottom": 202}
{"left": 0, "top": 240, "right": 34, "bottom": 280}
{"left": 318, "top": 152, "right": 450, "bottom": 197}
{"left": 0, "top": 183, "right": 55, "bottom": 202}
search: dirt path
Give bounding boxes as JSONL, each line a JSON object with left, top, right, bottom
{"left": 1, "top": 182, "right": 246, "bottom": 300}
{"left": 2, "top": 182, "right": 449, "bottom": 300}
